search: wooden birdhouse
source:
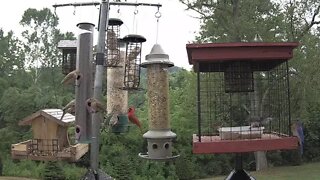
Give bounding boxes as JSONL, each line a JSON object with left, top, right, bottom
{"left": 58, "top": 40, "right": 77, "bottom": 75}
{"left": 11, "top": 109, "right": 88, "bottom": 162}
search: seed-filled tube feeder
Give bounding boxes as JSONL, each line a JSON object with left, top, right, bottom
{"left": 75, "top": 23, "right": 94, "bottom": 143}
{"left": 105, "top": 18, "right": 123, "bottom": 68}
{"left": 139, "top": 44, "right": 179, "bottom": 160}
{"left": 107, "top": 40, "right": 129, "bottom": 133}
{"left": 122, "top": 34, "right": 146, "bottom": 90}
{"left": 57, "top": 40, "right": 77, "bottom": 75}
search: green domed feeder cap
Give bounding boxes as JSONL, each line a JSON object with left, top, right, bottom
{"left": 111, "top": 114, "right": 130, "bottom": 133}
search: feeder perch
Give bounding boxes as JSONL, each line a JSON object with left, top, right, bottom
{"left": 122, "top": 34, "right": 146, "bottom": 90}
{"left": 105, "top": 18, "right": 123, "bottom": 68}
{"left": 139, "top": 44, "right": 179, "bottom": 161}
{"left": 58, "top": 40, "right": 77, "bottom": 75}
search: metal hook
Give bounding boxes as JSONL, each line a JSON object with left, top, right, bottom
{"left": 73, "top": 6, "right": 76, "bottom": 15}
{"left": 54, "top": 7, "right": 57, "bottom": 16}
{"left": 134, "top": 9, "right": 139, "bottom": 15}
{"left": 155, "top": 11, "right": 161, "bottom": 19}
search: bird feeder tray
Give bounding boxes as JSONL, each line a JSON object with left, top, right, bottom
{"left": 111, "top": 114, "right": 130, "bottom": 133}
{"left": 218, "top": 126, "right": 264, "bottom": 140}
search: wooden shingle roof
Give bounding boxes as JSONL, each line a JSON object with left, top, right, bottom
{"left": 19, "top": 109, "right": 75, "bottom": 127}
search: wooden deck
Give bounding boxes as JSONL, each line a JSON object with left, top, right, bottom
{"left": 11, "top": 140, "right": 88, "bottom": 162}
{"left": 193, "top": 133, "right": 298, "bottom": 154}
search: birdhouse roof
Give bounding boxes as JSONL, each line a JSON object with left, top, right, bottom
{"left": 186, "top": 42, "right": 299, "bottom": 66}
{"left": 18, "top": 109, "right": 75, "bottom": 127}
{"left": 57, "top": 40, "right": 77, "bottom": 49}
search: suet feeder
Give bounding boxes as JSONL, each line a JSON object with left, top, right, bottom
{"left": 105, "top": 18, "right": 123, "bottom": 68}
{"left": 187, "top": 42, "right": 300, "bottom": 179}
{"left": 122, "top": 34, "right": 146, "bottom": 90}
{"left": 139, "top": 44, "right": 179, "bottom": 161}
{"left": 58, "top": 40, "right": 77, "bottom": 75}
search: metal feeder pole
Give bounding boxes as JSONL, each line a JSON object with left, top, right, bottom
{"left": 91, "top": 0, "right": 109, "bottom": 177}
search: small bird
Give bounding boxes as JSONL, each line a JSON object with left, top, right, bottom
{"left": 60, "top": 99, "right": 76, "bottom": 121}
{"left": 127, "top": 47, "right": 141, "bottom": 61}
{"left": 248, "top": 116, "right": 273, "bottom": 128}
{"left": 128, "top": 107, "right": 142, "bottom": 132}
{"left": 241, "top": 104, "right": 273, "bottom": 128}
{"left": 86, "top": 98, "right": 105, "bottom": 113}
{"left": 291, "top": 120, "right": 304, "bottom": 155}
{"left": 61, "top": 70, "right": 81, "bottom": 85}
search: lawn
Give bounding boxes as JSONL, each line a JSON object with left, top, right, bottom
{"left": 200, "top": 162, "right": 320, "bottom": 180}
{"left": 0, "top": 178, "right": 37, "bottom": 180}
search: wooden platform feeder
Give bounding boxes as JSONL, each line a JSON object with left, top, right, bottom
{"left": 11, "top": 109, "right": 88, "bottom": 162}
{"left": 58, "top": 40, "right": 77, "bottom": 75}
{"left": 186, "top": 42, "right": 300, "bottom": 154}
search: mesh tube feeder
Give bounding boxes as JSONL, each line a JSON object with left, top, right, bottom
{"left": 122, "top": 34, "right": 146, "bottom": 90}
{"left": 139, "top": 44, "right": 179, "bottom": 161}
{"left": 105, "top": 18, "right": 123, "bottom": 68}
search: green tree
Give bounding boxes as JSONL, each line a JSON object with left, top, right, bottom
{"left": 0, "top": 29, "right": 25, "bottom": 77}
{"left": 43, "top": 161, "right": 66, "bottom": 180}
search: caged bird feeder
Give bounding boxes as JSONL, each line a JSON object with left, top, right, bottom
{"left": 105, "top": 18, "right": 123, "bottom": 68}
{"left": 122, "top": 34, "right": 146, "bottom": 90}
{"left": 187, "top": 42, "right": 300, "bottom": 179}
{"left": 58, "top": 40, "right": 77, "bottom": 75}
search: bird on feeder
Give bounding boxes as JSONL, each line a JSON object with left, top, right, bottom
{"left": 61, "top": 70, "right": 81, "bottom": 85}
{"left": 127, "top": 46, "right": 141, "bottom": 61}
{"left": 291, "top": 120, "right": 304, "bottom": 155}
{"left": 242, "top": 104, "right": 274, "bottom": 128}
{"left": 86, "top": 98, "right": 106, "bottom": 113}
{"left": 128, "top": 106, "right": 142, "bottom": 132}
{"left": 60, "top": 99, "right": 76, "bottom": 121}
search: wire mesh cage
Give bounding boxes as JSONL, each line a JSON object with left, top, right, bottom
{"left": 105, "top": 18, "right": 123, "bottom": 68}
{"left": 197, "top": 60, "right": 291, "bottom": 141}
{"left": 122, "top": 34, "right": 146, "bottom": 90}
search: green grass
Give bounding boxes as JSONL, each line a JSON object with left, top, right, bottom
{"left": 200, "top": 162, "right": 320, "bottom": 180}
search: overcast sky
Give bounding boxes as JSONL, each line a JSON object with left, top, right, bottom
{"left": 0, "top": 0, "right": 200, "bottom": 69}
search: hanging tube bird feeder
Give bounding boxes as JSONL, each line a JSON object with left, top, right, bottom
{"left": 139, "top": 44, "right": 179, "bottom": 161}
{"left": 122, "top": 34, "right": 146, "bottom": 90}
{"left": 105, "top": 18, "right": 123, "bottom": 68}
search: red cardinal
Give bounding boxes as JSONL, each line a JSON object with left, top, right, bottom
{"left": 128, "top": 107, "right": 142, "bottom": 132}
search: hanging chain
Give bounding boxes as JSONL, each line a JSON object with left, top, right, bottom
{"left": 73, "top": 6, "right": 76, "bottom": 15}
{"left": 132, "top": 6, "right": 139, "bottom": 34}
{"left": 155, "top": 7, "right": 161, "bottom": 43}
{"left": 54, "top": 7, "right": 57, "bottom": 16}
